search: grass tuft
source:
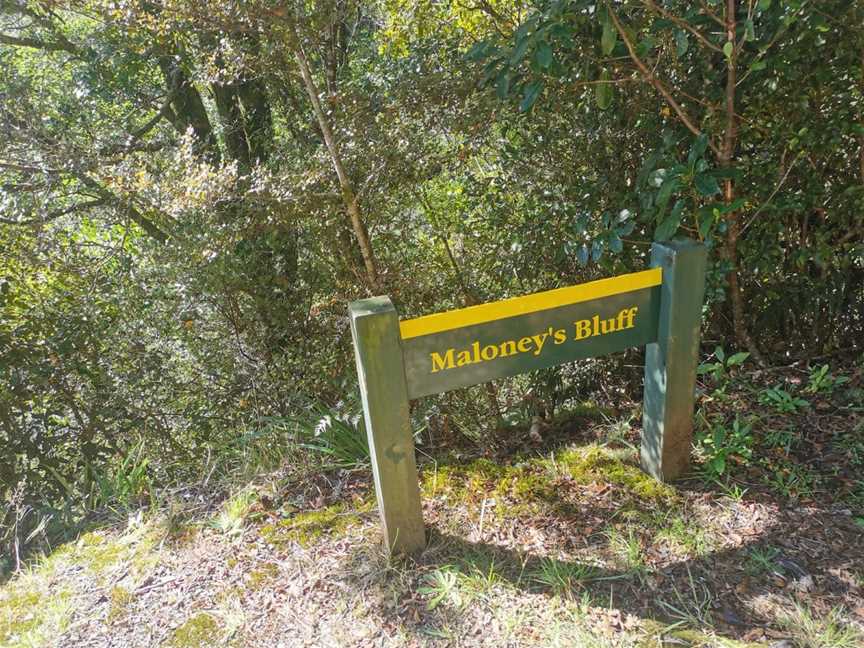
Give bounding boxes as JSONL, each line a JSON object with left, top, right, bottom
{"left": 777, "top": 603, "right": 864, "bottom": 648}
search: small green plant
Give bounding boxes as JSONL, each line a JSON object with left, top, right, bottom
{"left": 530, "top": 558, "right": 598, "bottom": 597}
{"left": 716, "top": 480, "right": 748, "bottom": 503}
{"left": 460, "top": 559, "right": 503, "bottom": 598}
{"left": 606, "top": 528, "right": 645, "bottom": 573}
{"left": 418, "top": 567, "right": 466, "bottom": 610}
{"left": 655, "top": 514, "right": 713, "bottom": 558}
{"left": 760, "top": 386, "right": 809, "bottom": 413}
{"left": 87, "top": 442, "right": 151, "bottom": 509}
{"left": 805, "top": 364, "right": 850, "bottom": 395}
{"left": 290, "top": 400, "right": 370, "bottom": 468}
{"left": 601, "top": 413, "right": 637, "bottom": 448}
{"left": 762, "top": 427, "right": 798, "bottom": 455}
{"left": 697, "top": 346, "right": 749, "bottom": 384}
{"left": 656, "top": 567, "right": 714, "bottom": 628}
{"left": 744, "top": 545, "right": 781, "bottom": 576}
{"left": 835, "top": 430, "right": 864, "bottom": 468}
{"left": 765, "top": 463, "right": 814, "bottom": 499}
{"left": 696, "top": 415, "right": 753, "bottom": 479}
{"left": 211, "top": 491, "right": 257, "bottom": 536}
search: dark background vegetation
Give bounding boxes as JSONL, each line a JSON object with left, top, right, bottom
{"left": 1, "top": 0, "right": 862, "bottom": 573}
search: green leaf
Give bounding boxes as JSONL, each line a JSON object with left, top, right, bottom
{"left": 744, "top": 19, "right": 755, "bottom": 42}
{"left": 697, "top": 362, "right": 718, "bottom": 375}
{"left": 601, "top": 20, "right": 617, "bottom": 56}
{"left": 576, "top": 244, "right": 589, "bottom": 266}
{"left": 609, "top": 233, "right": 623, "bottom": 253}
{"left": 496, "top": 71, "right": 511, "bottom": 99}
{"left": 694, "top": 174, "right": 721, "bottom": 196}
{"left": 715, "top": 346, "right": 726, "bottom": 363}
{"left": 675, "top": 30, "right": 689, "bottom": 58}
{"left": 698, "top": 212, "right": 713, "bottom": 239}
{"left": 466, "top": 41, "right": 491, "bottom": 61}
{"left": 514, "top": 16, "right": 539, "bottom": 41}
{"left": 511, "top": 35, "right": 532, "bottom": 65}
{"left": 749, "top": 59, "right": 767, "bottom": 72}
{"left": 655, "top": 199, "right": 684, "bottom": 241}
{"left": 617, "top": 219, "right": 635, "bottom": 236}
{"left": 723, "top": 41, "right": 734, "bottom": 59}
{"left": 520, "top": 80, "right": 544, "bottom": 112}
{"left": 636, "top": 36, "right": 655, "bottom": 59}
{"left": 535, "top": 41, "right": 554, "bottom": 68}
{"left": 655, "top": 174, "right": 679, "bottom": 218}
{"left": 688, "top": 134, "right": 709, "bottom": 166}
{"left": 595, "top": 69, "right": 613, "bottom": 110}
{"left": 758, "top": 0, "right": 772, "bottom": 9}
{"left": 728, "top": 352, "right": 750, "bottom": 366}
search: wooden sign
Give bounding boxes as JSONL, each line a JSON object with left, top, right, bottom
{"left": 350, "top": 240, "right": 707, "bottom": 553}
{"left": 400, "top": 268, "right": 662, "bottom": 398}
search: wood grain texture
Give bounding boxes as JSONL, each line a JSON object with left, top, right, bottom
{"left": 349, "top": 297, "right": 425, "bottom": 553}
{"left": 641, "top": 240, "right": 707, "bottom": 482}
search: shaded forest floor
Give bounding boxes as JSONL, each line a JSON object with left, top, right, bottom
{"left": 2, "top": 363, "right": 863, "bottom": 647}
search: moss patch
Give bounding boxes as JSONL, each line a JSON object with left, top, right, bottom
{"left": 167, "top": 613, "right": 220, "bottom": 647}
{"left": 420, "top": 444, "right": 675, "bottom": 526}
{"left": 107, "top": 586, "right": 135, "bottom": 622}
{"left": 0, "top": 585, "right": 72, "bottom": 647}
{"left": 0, "top": 590, "right": 42, "bottom": 642}
{"left": 554, "top": 446, "right": 676, "bottom": 502}
{"left": 259, "top": 503, "right": 365, "bottom": 548}
{"left": 421, "top": 458, "right": 553, "bottom": 511}
{"left": 76, "top": 531, "right": 126, "bottom": 572}
{"left": 247, "top": 562, "right": 279, "bottom": 589}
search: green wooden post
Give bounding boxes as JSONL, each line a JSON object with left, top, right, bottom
{"left": 349, "top": 296, "right": 426, "bottom": 554}
{"left": 641, "top": 240, "right": 707, "bottom": 481}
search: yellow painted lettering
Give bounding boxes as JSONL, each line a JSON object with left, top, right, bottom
{"left": 574, "top": 319, "right": 592, "bottom": 340}
{"left": 430, "top": 349, "right": 455, "bottom": 373}
{"left": 456, "top": 350, "right": 474, "bottom": 367}
{"left": 481, "top": 344, "right": 498, "bottom": 361}
{"left": 599, "top": 317, "right": 616, "bottom": 335}
{"left": 530, "top": 332, "right": 550, "bottom": 356}
{"left": 499, "top": 340, "right": 518, "bottom": 357}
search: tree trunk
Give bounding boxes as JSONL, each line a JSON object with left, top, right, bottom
{"left": 720, "top": 0, "right": 764, "bottom": 364}
{"left": 212, "top": 81, "right": 252, "bottom": 170}
{"left": 236, "top": 78, "right": 273, "bottom": 165}
{"left": 292, "top": 42, "right": 383, "bottom": 295}
{"left": 157, "top": 56, "right": 220, "bottom": 165}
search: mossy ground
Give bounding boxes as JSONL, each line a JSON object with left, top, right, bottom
{"left": 1, "top": 433, "right": 862, "bottom": 647}
{"left": 258, "top": 496, "right": 373, "bottom": 548}
{"left": 167, "top": 613, "right": 220, "bottom": 647}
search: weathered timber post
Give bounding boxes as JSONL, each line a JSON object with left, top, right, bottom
{"left": 641, "top": 240, "right": 707, "bottom": 481}
{"left": 349, "top": 296, "right": 426, "bottom": 553}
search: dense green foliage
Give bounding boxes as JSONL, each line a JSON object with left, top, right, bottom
{"left": 1, "top": 1, "right": 862, "bottom": 565}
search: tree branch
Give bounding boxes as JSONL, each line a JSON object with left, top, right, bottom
{"left": 698, "top": 0, "right": 726, "bottom": 26}
{"left": 0, "top": 198, "right": 106, "bottom": 225}
{"left": 606, "top": 2, "right": 720, "bottom": 156}
{"left": 75, "top": 174, "right": 170, "bottom": 242}
{"left": 98, "top": 90, "right": 179, "bottom": 156}
{"left": 291, "top": 34, "right": 382, "bottom": 293}
{"left": 642, "top": 1, "right": 722, "bottom": 53}
{"left": 0, "top": 32, "right": 76, "bottom": 52}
